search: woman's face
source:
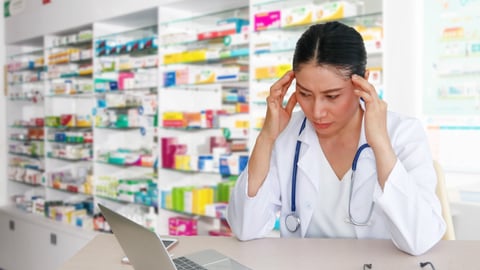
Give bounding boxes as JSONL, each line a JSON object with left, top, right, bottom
{"left": 294, "top": 63, "right": 361, "bottom": 138}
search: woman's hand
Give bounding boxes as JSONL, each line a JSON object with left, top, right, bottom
{"left": 351, "top": 73, "right": 389, "bottom": 149}
{"left": 261, "top": 70, "right": 298, "bottom": 142}
{"left": 352, "top": 73, "right": 396, "bottom": 189}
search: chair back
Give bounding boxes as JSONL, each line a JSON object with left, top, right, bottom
{"left": 433, "top": 160, "right": 456, "bottom": 240}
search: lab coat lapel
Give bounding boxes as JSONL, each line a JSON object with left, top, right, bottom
{"left": 295, "top": 121, "right": 322, "bottom": 237}
{"left": 296, "top": 120, "right": 321, "bottom": 193}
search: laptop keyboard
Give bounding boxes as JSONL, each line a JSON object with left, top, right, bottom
{"left": 173, "top": 256, "right": 208, "bottom": 270}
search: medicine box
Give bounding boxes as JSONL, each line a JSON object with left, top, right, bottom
{"left": 254, "top": 10, "right": 281, "bottom": 31}
{"left": 314, "top": 1, "right": 358, "bottom": 22}
{"left": 168, "top": 216, "right": 198, "bottom": 236}
{"left": 281, "top": 5, "right": 313, "bottom": 28}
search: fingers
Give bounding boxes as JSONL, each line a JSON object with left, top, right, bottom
{"left": 269, "top": 70, "right": 295, "bottom": 102}
{"left": 351, "top": 74, "right": 378, "bottom": 103}
{"left": 284, "top": 93, "right": 297, "bottom": 115}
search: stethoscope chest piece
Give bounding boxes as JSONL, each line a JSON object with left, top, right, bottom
{"left": 285, "top": 213, "right": 301, "bottom": 232}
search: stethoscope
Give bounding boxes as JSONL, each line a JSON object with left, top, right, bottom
{"left": 284, "top": 117, "right": 375, "bottom": 233}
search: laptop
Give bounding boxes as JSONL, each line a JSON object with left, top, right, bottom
{"left": 98, "top": 203, "right": 251, "bottom": 270}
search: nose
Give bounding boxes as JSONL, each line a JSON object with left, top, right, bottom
{"left": 312, "top": 99, "right": 328, "bottom": 119}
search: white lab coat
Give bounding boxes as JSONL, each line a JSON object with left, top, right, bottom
{"left": 227, "top": 110, "right": 446, "bottom": 256}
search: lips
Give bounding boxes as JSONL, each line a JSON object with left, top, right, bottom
{"left": 314, "top": 122, "right": 332, "bottom": 129}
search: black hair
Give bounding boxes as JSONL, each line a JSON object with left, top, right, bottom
{"left": 292, "top": 21, "right": 367, "bottom": 78}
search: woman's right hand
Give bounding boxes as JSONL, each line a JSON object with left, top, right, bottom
{"left": 261, "top": 70, "right": 298, "bottom": 141}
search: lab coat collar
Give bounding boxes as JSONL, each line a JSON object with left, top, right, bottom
{"left": 295, "top": 103, "right": 368, "bottom": 192}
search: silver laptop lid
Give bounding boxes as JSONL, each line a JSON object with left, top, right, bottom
{"left": 98, "top": 203, "right": 177, "bottom": 270}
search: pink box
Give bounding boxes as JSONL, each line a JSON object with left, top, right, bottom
{"left": 161, "top": 137, "right": 178, "bottom": 168}
{"left": 254, "top": 10, "right": 281, "bottom": 31}
{"left": 168, "top": 216, "right": 197, "bottom": 236}
{"left": 118, "top": 72, "right": 134, "bottom": 90}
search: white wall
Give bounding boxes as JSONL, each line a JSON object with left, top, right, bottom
{"left": 382, "top": 0, "right": 422, "bottom": 118}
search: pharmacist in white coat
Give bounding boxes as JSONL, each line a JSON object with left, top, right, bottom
{"left": 227, "top": 22, "right": 446, "bottom": 256}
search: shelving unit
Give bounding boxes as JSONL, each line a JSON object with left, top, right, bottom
{"left": 42, "top": 27, "right": 96, "bottom": 232}
{"left": 156, "top": 4, "right": 250, "bottom": 235}
{"left": 89, "top": 9, "right": 160, "bottom": 234}
{"left": 6, "top": 45, "right": 47, "bottom": 211}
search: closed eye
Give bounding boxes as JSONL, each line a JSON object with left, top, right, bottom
{"left": 326, "top": 95, "right": 339, "bottom": 99}
{"left": 299, "top": 91, "right": 312, "bottom": 97}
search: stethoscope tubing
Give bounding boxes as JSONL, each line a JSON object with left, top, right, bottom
{"left": 287, "top": 117, "right": 372, "bottom": 232}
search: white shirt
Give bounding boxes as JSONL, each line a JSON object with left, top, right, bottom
{"left": 305, "top": 166, "right": 356, "bottom": 238}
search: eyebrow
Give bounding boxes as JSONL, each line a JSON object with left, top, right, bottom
{"left": 296, "top": 82, "right": 343, "bottom": 94}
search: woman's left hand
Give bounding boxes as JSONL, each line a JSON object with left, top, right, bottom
{"left": 351, "top": 73, "right": 389, "bottom": 149}
{"left": 352, "top": 73, "right": 396, "bottom": 189}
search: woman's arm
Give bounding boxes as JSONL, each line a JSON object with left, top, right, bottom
{"left": 375, "top": 118, "right": 446, "bottom": 255}
{"left": 247, "top": 71, "right": 297, "bottom": 197}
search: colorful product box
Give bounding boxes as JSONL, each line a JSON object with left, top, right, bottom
{"left": 193, "top": 69, "right": 216, "bottom": 84}
{"left": 281, "top": 5, "right": 313, "bottom": 28}
{"left": 162, "top": 111, "right": 184, "bottom": 127}
{"left": 161, "top": 137, "right": 178, "bottom": 168}
{"left": 219, "top": 154, "right": 249, "bottom": 176}
{"left": 198, "top": 155, "right": 215, "bottom": 172}
{"left": 217, "top": 181, "right": 237, "bottom": 203}
{"left": 163, "top": 71, "right": 176, "bottom": 87}
{"left": 163, "top": 52, "right": 182, "bottom": 65}
{"left": 254, "top": 64, "right": 292, "bottom": 80}
{"left": 205, "top": 202, "right": 228, "bottom": 218}
{"left": 175, "top": 154, "right": 193, "bottom": 171}
{"left": 314, "top": 1, "right": 358, "bottom": 22}
{"left": 217, "top": 18, "right": 249, "bottom": 33}
{"left": 216, "top": 67, "right": 240, "bottom": 82}
{"left": 197, "top": 24, "right": 237, "bottom": 40}
{"left": 192, "top": 188, "right": 214, "bottom": 215}
{"left": 172, "top": 186, "right": 193, "bottom": 212}
{"left": 60, "top": 114, "right": 76, "bottom": 127}
{"left": 163, "top": 68, "right": 189, "bottom": 87}
{"left": 254, "top": 10, "right": 281, "bottom": 31}
{"left": 168, "top": 216, "right": 197, "bottom": 236}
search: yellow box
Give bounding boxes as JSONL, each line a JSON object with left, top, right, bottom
{"left": 255, "top": 66, "right": 276, "bottom": 79}
{"left": 194, "top": 69, "right": 216, "bottom": 84}
{"left": 234, "top": 120, "right": 249, "bottom": 129}
{"left": 192, "top": 188, "right": 214, "bottom": 215}
{"left": 163, "top": 52, "right": 182, "bottom": 64}
{"left": 162, "top": 111, "right": 184, "bottom": 120}
{"left": 188, "top": 50, "right": 207, "bottom": 63}
{"left": 175, "top": 155, "right": 191, "bottom": 171}
{"left": 275, "top": 64, "right": 292, "bottom": 78}
{"left": 281, "top": 5, "right": 313, "bottom": 27}
{"left": 314, "top": 1, "right": 358, "bottom": 22}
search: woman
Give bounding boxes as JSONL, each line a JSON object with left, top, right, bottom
{"left": 227, "top": 21, "right": 446, "bottom": 255}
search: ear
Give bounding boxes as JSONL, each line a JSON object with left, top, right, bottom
{"left": 364, "top": 70, "right": 370, "bottom": 80}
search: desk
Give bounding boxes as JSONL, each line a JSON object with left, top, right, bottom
{"left": 60, "top": 234, "right": 480, "bottom": 270}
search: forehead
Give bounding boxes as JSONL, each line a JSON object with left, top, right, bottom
{"left": 294, "top": 64, "right": 351, "bottom": 90}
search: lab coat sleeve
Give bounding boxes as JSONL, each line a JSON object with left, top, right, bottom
{"left": 374, "top": 118, "right": 446, "bottom": 255}
{"left": 227, "top": 148, "right": 282, "bottom": 241}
